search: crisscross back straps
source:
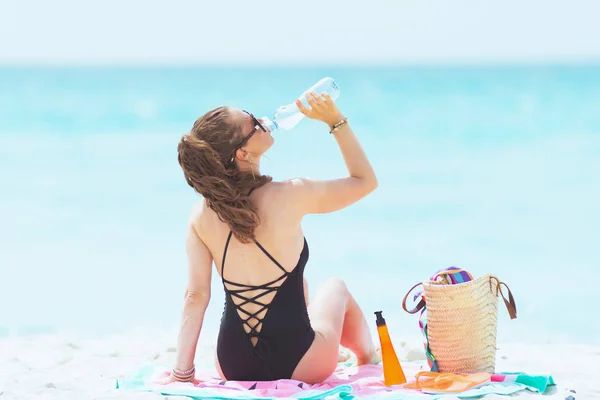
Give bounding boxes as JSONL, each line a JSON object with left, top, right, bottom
{"left": 220, "top": 230, "right": 290, "bottom": 344}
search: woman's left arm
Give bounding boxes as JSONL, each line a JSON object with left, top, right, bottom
{"left": 171, "top": 221, "right": 213, "bottom": 380}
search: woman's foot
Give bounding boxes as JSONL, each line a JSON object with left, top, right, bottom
{"left": 339, "top": 344, "right": 381, "bottom": 366}
{"left": 357, "top": 345, "right": 381, "bottom": 366}
{"left": 338, "top": 347, "right": 354, "bottom": 363}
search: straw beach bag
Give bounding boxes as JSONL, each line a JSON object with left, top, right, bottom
{"left": 402, "top": 268, "right": 517, "bottom": 374}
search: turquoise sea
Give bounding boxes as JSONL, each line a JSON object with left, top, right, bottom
{"left": 1, "top": 66, "right": 599, "bottom": 344}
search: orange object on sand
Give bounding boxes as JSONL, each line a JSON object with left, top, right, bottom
{"left": 374, "top": 311, "right": 406, "bottom": 386}
{"left": 403, "top": 371, "right": 491, "bottom": 393}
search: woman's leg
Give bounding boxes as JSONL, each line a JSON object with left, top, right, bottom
{"left": 292, "top": 278, "right": 377, "bottom": 383}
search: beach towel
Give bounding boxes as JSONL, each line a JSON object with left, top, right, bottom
{"left": 116, "top": 360, "right": 555, "bottom": 399}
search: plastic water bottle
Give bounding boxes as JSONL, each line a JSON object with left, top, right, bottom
{"left": 261, "top": 77, "right": 340, "bottom": 132}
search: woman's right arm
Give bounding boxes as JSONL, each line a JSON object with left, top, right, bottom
{"left": 170, "top": 219, "right": 212, "bottom": 382}
{"left": 286, "top": 92, "right": 378, "bottom": 215}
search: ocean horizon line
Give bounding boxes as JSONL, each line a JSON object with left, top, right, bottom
{"left": 1, "top": 58, "right": 600, "bottom": 69}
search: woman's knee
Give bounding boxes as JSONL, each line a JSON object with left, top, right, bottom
{"left": 309, "top": 277, "right": 351, "bottom": 322}
{"left": 324, "top": 277, "right": 349, "bottom": 296}
{"left": 311, "top": 277, "right": 350, "bottom": 307}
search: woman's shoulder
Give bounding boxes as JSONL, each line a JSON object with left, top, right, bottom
{"left": 188, "top": 199, "right": 214, "bottom": 232}
{"left": 257, "top": 179, "right": 304, "bottom": 204}
{"left": 263, "top": 178, "right": 311, "bottom": 195}
{"left": 257, "top": 178, "right": 314, "bottom": 219}
{"left": 263, "top": 177, "right": 322, "bottom": 206}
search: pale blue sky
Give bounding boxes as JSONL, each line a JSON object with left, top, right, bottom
{"left": 1, "top": 0, "right": 599, "bottom": 65}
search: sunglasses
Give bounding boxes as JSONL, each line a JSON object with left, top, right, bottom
{"left": 229, "top": 110, "right": 266, "bottom": 165}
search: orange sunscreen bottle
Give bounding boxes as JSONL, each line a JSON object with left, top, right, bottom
{"left": 375, "top": 311, "right": 406, "bottom": 386}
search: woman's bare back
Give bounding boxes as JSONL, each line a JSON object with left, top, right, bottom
{"left": 195, "top": 181, "right": 306, "bottom": 289}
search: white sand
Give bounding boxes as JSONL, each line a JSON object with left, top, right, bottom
{"left": 0, "top": 329, "right": 596, "bottom": 399}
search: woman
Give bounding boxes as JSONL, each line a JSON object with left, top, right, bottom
{"left": 165, "top": 91, "right": 379, "bottom": 384}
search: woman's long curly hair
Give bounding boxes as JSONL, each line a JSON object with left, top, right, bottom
{"left": 177, "top": 107, "right": 271, "bottom": 243}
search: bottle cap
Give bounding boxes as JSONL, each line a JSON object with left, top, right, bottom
{"left": 260, "top": 116, "right": 278, "bottom": 133}
{"left": 374, "top": 311, "right": 386, "bottom": 327}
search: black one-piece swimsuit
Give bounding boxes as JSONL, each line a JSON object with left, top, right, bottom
{"left": 216, "top": 229, "right": 316, "bottom": 381}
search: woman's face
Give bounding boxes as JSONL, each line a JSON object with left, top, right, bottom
{"left": 230, "top": 108, "right": 274, "bottom": 161}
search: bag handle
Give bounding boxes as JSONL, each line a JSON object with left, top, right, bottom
{"left": 490, "top": 276, "right": 517, "bottom": 319}
{"left": 402, "top": 268, "right": 470, "bottom": 314}
{"left": 402, "top": 282, "right": 426, "bottom": 314}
